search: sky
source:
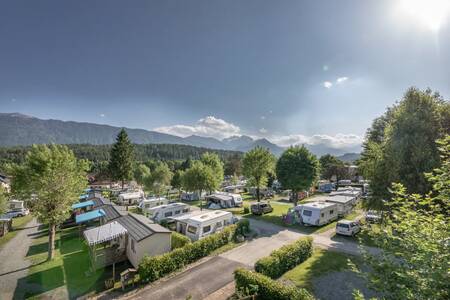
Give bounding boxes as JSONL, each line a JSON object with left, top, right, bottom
{"left": 1, "top": 0, "right": 449, "bottom": 150}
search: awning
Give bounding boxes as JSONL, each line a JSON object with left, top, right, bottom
{"left": 83, "top": 221, "right": 127, "bottom": 245}
{"left": 72, "top": 200, "right": 94, "bottom": 209}
{"left": 79, "top": 194, "right": 89, "bottom": 200}
{"left": 76, "top": 209, "right": 105, "bottom": 224}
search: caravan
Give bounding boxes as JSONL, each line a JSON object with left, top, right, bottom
{"left": 205, "top": 192, "right": 243, "bottom": 209}
{"left": 297, "top": 202, "right": 338, "bottom": 226}
{"left": 171, "top": 210, "right": 234, "bottom": 241}
{"left": 138, "top": 197, "right": 170, "bottom": 213}
{"left": 118, "top": 190, "right": 145, "bottom": 205}
{"left": 147, "top": 202, "right": 191, "bottom": 223}
{"left": 326, "top": 195, "right": 355, "bottom": 216}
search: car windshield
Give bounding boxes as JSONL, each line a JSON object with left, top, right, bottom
{"left": 337, "top": 223, "right": 350, "bottom": 229}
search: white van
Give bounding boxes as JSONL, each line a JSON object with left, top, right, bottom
{"left": 172, "top": 210, "right": 234, "bottom": 241}
{"left": 147, "top": 202, "right": 190, "bottom": 223}
{"left": 297, "top": 202, "right": 338, "bottom": 226}
{"left": 336, "top": 220, "right": 360, "bottom": 236}
{"left": 138, "top": 197, "right": 170, "bottom": 212}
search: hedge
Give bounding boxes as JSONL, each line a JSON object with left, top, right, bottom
{"left": 139, "top": 224, "right": 238, "bottom": 282}
{"left": 171, "top": 231, "right": 191, "bottom": 249}
{"left": 255, "top": 237, "right": 313, "bottom": 279}
{"left": 234, "top": 268, "right": 314, "bottom": 300}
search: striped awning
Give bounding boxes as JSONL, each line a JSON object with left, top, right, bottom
{"left": 83, "top": 221, "right": 128, "bottom": 245}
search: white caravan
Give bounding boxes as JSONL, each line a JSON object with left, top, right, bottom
{"left": 297, "top": 202, "right": 338, "bottom": 226}
{"left": 205, "top": 192, "right": 243, "bottom": 209}
{"left": 171, "top": 210, "right": 234, "bottom": 241}
{"left": 138, "top": 197, "right": 170, "bottom": 213}
{"left": 147, "top": 202, "right": 191, "bottom": 223}
{"left": 325, "top": 195, "right": 354, "bottom": 217}
{"left": 118, "top": 190, "right": 145, "bottom": 205}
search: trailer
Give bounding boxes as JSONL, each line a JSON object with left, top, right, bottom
{"left": 325, "top": 195, "right": 355, "bottom": 216}
{"left": 138, "top": 197, "right": 170, "bottom": 213}
{"left": 205, "top": 192, "right": 243, "bottom": 209}
{"left": 297, "top": 202, "right": 338, "bottom": 226}
{"left": 146, "top": 202, "right": 191, "bottom": 223}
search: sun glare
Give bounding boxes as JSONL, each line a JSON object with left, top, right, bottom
{"left": 397, "top": 0, "right": 450, "bottom": 31}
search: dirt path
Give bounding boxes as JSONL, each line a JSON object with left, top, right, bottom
{"left": 0, "top": 218, "right": 40, "bottom": 300}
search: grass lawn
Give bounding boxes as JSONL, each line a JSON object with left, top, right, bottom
{"left": 0, "top": 214, "right": 33, "bottom": 249}
{"left": 282, "top": 248, "right": 361, "bottom": 291}
{"left": 22, "top": 226, "right": 125, "bottom": 299}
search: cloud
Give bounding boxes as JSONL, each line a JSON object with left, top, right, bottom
{"left": 270, "top": 133, "right": 363, "bottom": 150}
{"left": 259, "top": 128, "right": 268, "bottom": 134}
{"left": 260, "top": 116, "right": 266, "bottom": 120}
{"left": 322, "top": 65, "right": 329, "bottom": 71}
{"left": 323, "top": 81, "right": 333, "bottom": 88}
{"left": 154, "top": 116, "right": 241, "bottom": 139}
{"left": 100, "top": 113, "right": 105, "bottom": 117}
{"left": 336, "top": 77, "right": 348, "bottom": 84}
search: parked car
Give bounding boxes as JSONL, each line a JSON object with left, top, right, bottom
{"left": 5, "top": 208, "right": 30, "bottom": 218}
{"left": 365, "top": 210, "right": 382, "bottom": 223}
{"left": 250, "top": 202, "right": 273, "bottom": 215}
{"left": 336, "top": 220, "right": 360, "bottom": 236}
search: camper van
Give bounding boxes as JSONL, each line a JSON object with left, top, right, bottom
{"left": 205, "top": 192, "right": 243, "bottom": 209}
{"left": 118, "top": 190, "right": 145, "bottom": 205}
{"left": 138, "top": 197, "right": 170, "bottom": 212}
{"left": 297, "top": 202, "right": 338, "bottom": 226}
{"left": 147, "top": 202, "right": 191, "bottom": 223}
{"left": 171, "top": 210, "right": 234, "bottom": 241}
{"left": 325, "top": 195, "right": 355, "bottom": 217}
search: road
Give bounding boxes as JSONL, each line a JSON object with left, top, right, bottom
{"left": 119, "top": 218, "right": 379, "bottom": 300}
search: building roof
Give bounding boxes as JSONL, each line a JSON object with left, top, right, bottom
{"left": 116, "top": 213, "right": 170, "bottom": 242}
{"left": 188, "top": 210, "right": 232, "bottom": 223}
{"left": 76, "top": 209, "right": 105, "bottom": 224}
{"left": 302, "top": 201, "right": 336, "bottom": 209}
{"left": 101, "top": 205, "right": 123, "bottom": 222}
{"left": 326, "top": 195, "right": 354, "bottom": 204}
{"left": 71, "top": 200, "right": 94, "bottom": 209}
{"left": 83, "top": 221, "right": 127, "bottom": 246}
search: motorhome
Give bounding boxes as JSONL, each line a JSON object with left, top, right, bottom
{"left": 205, "top": 192, "right": 243, "bottom": 209}
{"left": 297, "top": 202, "right": 338, "bottom": 226}
{"left": 138, "top": 197, "right": 170, "bottom": 213}
{"left": 171, "top": 210, "right": 234, "bottom": 241}
{"left": 118, "top": 190, "right": 145, "bottom": 205}
{"left": 147, "top": 202, "right": 191, "bottom": 223}
{"left": 325, "top": 195, "right": 354, "bottom": 217}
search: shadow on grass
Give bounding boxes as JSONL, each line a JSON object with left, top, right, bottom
{"left": 14, "top": 265, "right": 65, "bottom": 299}
{"left": 245, "top": 214, "right": 321, "bottom": 234}
{"left": 26, "top": 241, "right": 60, "bottom": 257}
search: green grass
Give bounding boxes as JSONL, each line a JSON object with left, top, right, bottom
{"left": 282, "top": 248, "right": 360, "bottom": 291}
{"left": 21, "top": 226, "right": 124, "bottom": 299}
{"left": 0, "top": 215, "right": 33, "bottom": 249}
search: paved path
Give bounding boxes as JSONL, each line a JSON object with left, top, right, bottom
{"left": 120, "top": 218, "right": 379, "bottom": 300}
{"left": 0, "top": 218, "right": 40, "bottom": 300}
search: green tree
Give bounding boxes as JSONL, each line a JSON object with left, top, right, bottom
{"left": 109, "top": 129, "right": 135, "bottom": 189}
{"left": 181, "top": 161, "right": 213, "bottom": 210}
{"left": 10, "top": 145, "right": 88, "bottom": 260}
{"left": 200, "top": 152, "right": 224, "bottom": 193}
{"left": 357, "top": 137, "right": 450, "bottom": 299}
{"left": 319, "top": 154, "right": 347, "bottom": 182}
{"left": 144, "top": 162, "right": 173, "bottom": 197}
{"left": 0, "top": 185, "right": 7, "bottom": 215}
{"left": 224, "top": 153, "right": 242, "bottom": 176}
{"left": 276, "top": 146, "right": 319, "bottom": 206}
{"left": 242, "top": 147, "right": 276, "bottom": 202}
{"left": 134, "top": 164, "right": 151, "bottom": 186}
{"left": 171, "top": 170, "right": 184, "bottom": 200}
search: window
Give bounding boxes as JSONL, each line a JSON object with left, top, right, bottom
{"left": 182, "top": 208, "right": 189, "bottom": 213}
{"left": 175, "top": 210, "right": 181, "bottom": 215}
{"left": 303, "top": 210, "right": 312, "bottom": 217}
{"left": 131, "top": 239, "right": 136, "bottom": 253}
{"left": 164, "top": 211, "right": 173, "bottom": 217}
{"left": 216, "top": 221, "right": 223, "bottom": 228}
{"left": 337, "top": 223, "right": 349, "bottom": 229}
{"left": 330, "top": 210, "right": 334, "bottom": 215}
{"left": 203, "top": 225, "right": 211, "bottom": 233}
{"left": 187, "top": 225, "right": 197, "bottom": 234}
{"left": 321, "top": 213, "right": 324, "bottom": 218}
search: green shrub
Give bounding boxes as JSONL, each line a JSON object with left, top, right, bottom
{"left": 243, "top": 206, "right": 250, "bottom": 214}
{"left": 235, "top": 218, "right": 250, "bottom": 237}
{"left": 234, "top": 268, "right": 314, "bottom": 300}
{"left": 171, "top": 231, "right": 191, "bottom": 249}
{"left": 139, "top": 224, "right": 237, "bottom": 282}
{"left": 255, "top": 237, "right": 313, "bottom": 278}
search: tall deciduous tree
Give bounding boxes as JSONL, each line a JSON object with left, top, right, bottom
{"left": 144, "top": 162, "right": 173, "bottom": 197}
{"left": 181, "top": 161, "right": 213, "bottom": 210}
{"left": 10, "top": 145, "right": 88, "bottom": 260}
{"left": 276, "top": 146, "right": 319, "bottom": 206}
{"left": 0, "top": 185, "right": 7, "bottom": 215}
{"left": 134, "top": 164, "right": 151, "bottom": 187}
{"left": 109, "top": 129, "right": 134, "bottom": 189}
{"left": 242, "top": 147, "right": 275, "bottom": 202}
{"left": 319, "top": 154, "right": 347, "bottom": 182}
{"left": 200, "top": 152, "right": 224, "bottom": 194}
{"left": 171, "top": 170, "right": 184, "bottom": 199}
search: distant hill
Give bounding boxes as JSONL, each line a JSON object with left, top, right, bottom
{"left": 337, "top": 153, "right": 361, "bottom": 162}
{"left": 236, "top": 138, "right": 285, "bottom": 156}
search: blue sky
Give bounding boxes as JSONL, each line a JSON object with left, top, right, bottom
{"left": 1, "top": 0, "right": 449, "bottom": 149}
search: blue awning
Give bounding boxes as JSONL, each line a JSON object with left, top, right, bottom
{"left": 72, "top": 200, "right": 94, "bottom": 209}
{"left": 79, "top": 194, "right": 89, "bottom": 200}
{"left": 76, "top": 209, "right": 105, "bottom": 224}
{"left": 85, "top": 188, "right": 92, "bottom": 193}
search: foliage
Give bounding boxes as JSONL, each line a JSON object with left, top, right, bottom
{"left": 242, "top": 146, "right": 276, "bottom": 201}
{"left": 234, "top": 268, "right": 314, "bottom": 300}
{"left": 171, "top": 169, "right": 184, "bottom": 197}
{"left": 357, "top": 136, "right": 450, "bottom": 300}
{"left": 144, "top": 161, "right": 173, "bottom": 196}
{"left": 235, "top": 218, "right": 250, "bottom": 236}
{"left": 276, "top": 146, "right": 319, "bottom": 205}
{"left": 108, "top": 129, "right": 135, "bottom": 188}
{"left": 0, "top": 185, "right": 7, "bottom": 215}
{"left": 133, "top": 163, "right": 150, "bottom": 186}
{"left": 243, "top": 205, "right": 249, "bottom": 214}
{"left": 139, "top": 224, "right": 237, "bottom": 282}
{"left": 200, "top": 152, "right": 224, "bottom": 193}
{"left": 254, "top": 237, "right": 313, "bottom": 279}
{"left": 224, "top": 153, "right": 242, "bottom": 176}
{"left": 171, "top": 231, "right": 191, "bottom": 249}
{"left": 319, "top": 154, "right": 348, "bottom": 181}
{"left": 358, "top": 87, "right": 450, "bottom": 208}
{"left": 181, "top": 161, "right": 215, "bottom": 209}
{"left": 10, "top": 144, "right": 88, "bottom": 260}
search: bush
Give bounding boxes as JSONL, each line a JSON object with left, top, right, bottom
{"left": 235, "top": 218, "right": 250, "bottom": 237}
{"left": 243, "top": 206, "right": 250, "bottom": 214}
{"left": 255, "top": 237, "right": 313, "bottom": 278}
{"left": 234, "top": 268, "right": 314, "bottom": 300}
{"left": 139, "top": 224, "right": 237, "bottom": 282}
{"left": 171, "top": 231, "right": 191, "bottom": 249}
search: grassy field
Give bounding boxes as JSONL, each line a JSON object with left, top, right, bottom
{"left": 21, "top": 226, "right": 126, "bottom": 299}
{"left": 0, "top": 215, "right": 33, "bottom": 249}
{"left": 282, "top": 248, "right": 360, "bottom": 291}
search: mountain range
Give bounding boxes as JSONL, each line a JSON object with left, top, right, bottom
{"left": 0, "top": 113, "right": 360, "bottom": 160}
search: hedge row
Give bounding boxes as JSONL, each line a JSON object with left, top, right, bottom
{"left": 139, "top": 224, "right": 238, "bottom": 282}
{"left": 255, "top": 237, "right": 313, "bottom": 278}
{"left": 234, "top": 268, "right": 314, "bottom": 300}
{"left": 171, "top": 231, "right": 191, "bottom": 249}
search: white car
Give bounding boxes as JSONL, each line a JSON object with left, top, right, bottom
{"left": 5, "top": 208, "right": 30, "bottom": 218}
{"left": 365, "top": 210, "right": 382, "bottom": 223}
{"left": 336, "top": 220, "right": 360, "bottom": 236}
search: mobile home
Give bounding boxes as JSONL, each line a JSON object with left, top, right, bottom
{"left": 205, "top": 192, "right": 243, "bottom": 209}
{"left": 118, "top": 190, "right": 145, "bottom": 205}
{"left": 181, "top": 191, "right": 204, "bottom": 201}
{"left": 297, "top": 202, "right": 338, "bottom": 226}
{"left": 138, "top": 197, "right": 170, "bottom": 212}
{"left": 171, "top": 210, "right": 234, "bottom": 241}
{"left": 325, "top": 195, "right": 354, "bottom": 217}
{"left": 147, "top": 202, "right": 191, "bottom": 223}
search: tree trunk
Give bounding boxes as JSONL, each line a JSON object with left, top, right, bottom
{"left": 48, "top": 223, "right": 56, "bottom": 261}
{"left": 199, "top": 189, "right": 203, "bottom": 211}
{"left": 293, "top": 190, "right": 299, "bottom": 207}
{"left": 121, "top": 179, "right": 125, "bottom": 190}
{"left": 256, "top": 186, "right": 260, "bottom": 202}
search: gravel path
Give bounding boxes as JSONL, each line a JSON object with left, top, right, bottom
{"left": 0, "top": 218, "right": 40, "bottom": 300}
